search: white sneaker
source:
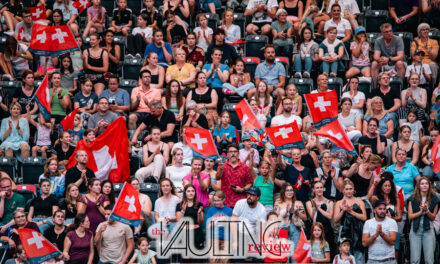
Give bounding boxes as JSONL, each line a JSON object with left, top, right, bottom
{"left": 4, "top": 31, "right": 14, "bottom": 36}
{"left": 2, "top": 74, "right": 12, "bottom": 80}
{"left": 303, "top": 72, "right": 310, "bottom": 78}
{"left": 125, "top": 54, "right": 135, "bottom": 60}
{"left": 294, "top": 72, "right": 302, "bottom": 78}
{"left": 135, "top": 53, "right": 142, "bottom": 59}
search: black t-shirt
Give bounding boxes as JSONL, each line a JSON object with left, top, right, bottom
{"left": 370, "top": 87, "right": 400, "bottom": 111}
{"left": 13, "top": 87, "right": 36, "bottom": 114}
{"left": 73, "top": 92, "right": 98, "bottom": 109}
{"left": 43, "top": 227, "right": 66, "bottom": 252}
{"left": 112, "top": 8, "right": 132, "bottom": 25}
{"left": 140, "top": 8, "right": 162, "bottom": 26}
{"left": 163, "top": 24, "right": 186, "bottom": 44}
{"left": 54, "top": 144, "right": 75, "bottom": 162}
{"left": 64, "top": 166, "right": 95, "bottom": 194}
{"left": 176, "top": 203, "right": 202, "bottom": 225}
{"left": 30, "top": 194, "right": 57, "bottom": 218}
{"left": 58, "top": 198, "right": 77, "bottom": 219}
{"left": 358, "top": 135, "right": 387, "bottom": 155}
{"left": 283, "top": 165, "right": 311, "bottom": 204}
{"left": 181, "top": 114, "right": 209, "bottom": 129}
{"left": 143, "top": 109, "right": 177, "bottom": 142}
{"left": 206, "top": 43, "right": 241, "bottom": 66}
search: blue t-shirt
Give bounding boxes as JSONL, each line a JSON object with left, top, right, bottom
{"left": 364, "top": 113, "right": 392, "bottom": 135}
{"left": 143, "top": 42, "right": 173, "bottom": 63}
{"left": 99, "top": 89, "right": 130, "bottom": 107}
{"left": 213, "top": 124, "right": 236, "bottom": 144}
{"left": 202, "top": 64, "right": 230, "bottom": 89}
{"left": 206, "top": 206, "right": 233, "bottom": 240}
{"left": 69, "top": 128, "right": 85, "bottom": 146}
{"left": 73, "top": 92, "right": 98, "bottom": 109}
{"left": 254, "top": 61, "right": 286, "bottom": 87}
{"left": 386, "top": 162, "right": 419, "bottom": 194}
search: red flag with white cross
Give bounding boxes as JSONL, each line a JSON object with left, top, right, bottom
{"left": 431, "top": 135, "right": 440, "bottom": 173}
{"left": 266, "top": 121, "right": 304, "bottom": 150}
{"left": 30, "top": 5, "right": 47, "bottom": 21}
{"left": 185, "top": 127, "right": 218, "bottom": 159}
{"left": 110, "top": 182, "right": 144, "bottom": 226}
{"left": 17, "top": 228, "right": 61, "bottom": 263}
{"left": 314, "top": 120, "right": 357, "bottom": 156}
{"left": 304, "top": 90, "right": 338, "bottom": 129}
{"left": 235, "top": 99, "right": 262, "bottom": 130}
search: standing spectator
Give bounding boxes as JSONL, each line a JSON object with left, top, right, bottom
{"left": 271, "top": 9, "right": 294, "bottom": 57}
{"left": 166, "top": 148, "right": 192, "bottom": 193}
{"left": 63, "top": 214, "right": 94, "bottom": 264}
{"left": 332, "top": 238, "right": 356, "bottom": 264}
{"left": 143, "top": 28, "right": 173, "bottom": 66}
{"left": 95, "top": 205, "right": 134, "bottom": 264}
{"left": 87, "top": 97, "right": 118, "bottom": 136}
{"left": 0, "top": 177, "right": 25, "bottom": 228}
{"left": 309, "top": 222, "right": 331, "bottom": 262}
{"left": 205, "top": 28, "right": 240, "bottom": 66}
{"left": 99, "top": 75, "right": 131, "bottom": 115}
{"left": 232, "top": 186, "right": 267, "bottom": 233}
{"left": 250, "top": 159, "right": 275, "bottom": 213}
{"left": 371, "top": 23, "right": 405, "bottom": 88}
{"left": 182, "top": 158, "right": 210, "bottom": 207}
{"left": 313, "top": 150, "right": 343, "bottom": 201}
{"left": 362, "top": 200, "right": 398, "bottom": 263}
{"left": 389, "top": 0, "right": 418, "bottom": 35}
{"left": 346, "top": 26, "right": 371, "bottom": 79}
{"left": 64, "top": 150, "right": 95, "bottom": 194}
{"left": 216, "top": 144, "right": 253, "bottom": 208}
{"left": 244, "top": 0, "right": 278, "bottom": 35}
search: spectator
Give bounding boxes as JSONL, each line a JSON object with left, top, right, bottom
{"left": 74, "top": 78, "right": 98, "bottom": 121}
{"left": 371, "top": 23, "right": 405, "bottom": 88}
{"left": 220, "top": 10, "right": 241, "bottom": 44}
{"left": 194, "top": 13, "right": 213, "bottom": 51}
{"left": 141, "top": 52, "right": 166, "bottom": 89}
{"left": 28, "top": 114, "right": 52, "bottom": 158}
{"left": 239, "top": 135, "right": 260, "bottom": 169}
{"left": 39, "top": 157, "right": 65, "bottom": 199}
{"left": 154, "top": 178, "right": 180, "bottom": 231}
{"left": 129, "top": 69, "right": 162, "bottom": 132}
{"left": 324, "top": 4, "right": 352, "bottom": 44}
{"left": 12, "top": 9, "right": 33, "bottom": 46}
{"left": 252, "top": 80, "right": 272, "bottom": 118}
{"left": 143, "top": 28, "right": 173, "bottom": 66}
{"left": 420, "top": 127, "right": 440, "bottom": 178}
{"left": 250, "top": 159, "right": 275, "bottom": 213}
{"left": 135, "top": 126, "right": 170, "bottom": 183}
{"left": 0, "top": 102, "right": 29, "bottom": 160}
{"left": 59, "top": 184, "right": 79, "bottom": 225}
{"left": 300, "top": 4, "right": 319, "bottom": 33}
{"left": 345, "top": 154, "right": 382, "bottom": 199}
{"left": 99, "top": 75, "right": 131, "bottom": 115}
{"left": 95, "top": 205, "right": 134, "bottom": 264}
{"left": 49, "top": 72, "right": 71, "bottom": 123}
{"left": 319, "top": 26, "right": 344, "bottom": 77}
{"left": 27, "top": 179, "right": 58, "bottom": 234}
{"left": 364, "top": 96, "right": 395, "bottom": 143}
{"left": 338, "top": 97, "right": 362, "bottom": 144}
{"left": 161, "top": 80, "right": 186, "bottom": 122}
{"left": 53, "top": 0, "right": 80, "bottom": 36}
{"left": 346, "top": 26, "right": 371, "bottom": 79}
{"left": 62, "top": 214, "right": 94, "bottom": 264}
{"left": 127, "top": 14, "right": 153, "bottom": 57}
{"left": 341, "top": 76, "right": 365, "bottom": 118}
{"left": 389, "top": 0, "right": 418, "bottom": 35}
{"left": 327, "top": 0, "right": 360, "bottom": 29}
{"left": 411, "top": 23, "right": 439, "bottom": 86}
{"left": 64, "top": 150, "right": 95, "bottom": 194}
{"left": 0, "top": 85, "right": 11, "bottom": 120}
{"left": 128, "top": 237, "right": 157, "bottom": 264}
{"left": 279, "top": 0, "right": 303, "bottom": 28}
{"left": 102, "top": 30, "right": 121, "bottom": 75}
{"left": 181, "top": 100, "right": 209, "bottom": 129}
{"left": 87, "top": 97, "right": 118, "bottom": 136}
{"left": 182, "top": 33, "right": 205, "bottom": 71}
{"left": 399, "top": 72, "right": 428, "bottom": 125}
{"left": 370, "top": 177, "right": 403, "bottom": 224}
{"left": 166, "top": 148, "right": 192, "bottom": 193}
{"left": 271, "top": 9, "right": 294, "bottom": 57}
{"left": 313, "top": 150, "right": 343, "bottom": 200}
{"left": 44, "top": 210, "right": 67, "bottom": 252}
{"left": 216, "top": 144, "right": 253, "bottom": 208}
{"left": 275, "top": 181, "right": 307, "bottom": 225}
{"left": 164, "top": 10, "right": 188, "bottom": 50}
{"left": 214, "top": 111, "right": 237, "bottom": 153}
{"left": 101, "top": 180, "right": 116, "bottom": 205}
{"left": 271, "top": 97, "right": 302, "bottom": 129}
{"left": 362, "top": 200, "right": 398, "bottom": 263}
{"left": 83, "top": 33, "right": 109, "bottom": 96}
{"left": 391, "top": 125, "right": 420, "bottom": 166}
{"left": 182, "top": 158, "right": 210, "bottom": 207}
{"left": 245, "top": 98, "right": 267, "bottom": 130}
{"left": 232, "top": 186, "right": 267, "bottom": 233}
{"left": 244, "top": 0, "right": 278, "bottom": 35}
{"left": 203, "top": 48, "right": 230, "bottom": 92}
{"left": 59, "top": 54, "right": 78, "bottom": 96}
{"left": 0, "top": 177, "right": 25, "bottom": 228}
{"left": 405, "top": 51, "right": 431, "bottom": 88}
{"left": 141, "top": 0, "right": 162, "bottom": 27}
{"left": 293, "top": 26, "right": 319, "bottom": 79}
{"left": 0, "top": 36, "right": 32, "bottom": 80}
{"left": 332, "top": 238, "right": 355, "bottom": 264}
{"left": 309, "top": 222, "right": 331, "bottom": 262}
{"left": 359, "top": 118, "right": 387, "bottom": 159}
{"left": 166, "top": 48, "right": 196, "bottom": 90}
{"left": 12, "top": 70, "right": 37, "bottom": 117}
{"left": 109, "top": 0, "right": 132, "bottom": 36}
{"left": 128, "top": 177, "right": 153, "bottom": 235}
{"left": 222, "top": 58, "right": 255, "bottom": 97}
{"left": 163, "top": 0, "right": 190, "bottom": 27}
{"left": 205, "top": 28, "right": 240, "bottom": 66}
{"left": 54, "top": 131, "right": 75, "bottom": 172}
{"left": 83, "top": 0, "right": 106, "bottom": 37}
{"left": 386, "top": 148, "right": 420, "bottom": 198}
{"left": 254, "top": 45, "right": 286, "bottom": 106}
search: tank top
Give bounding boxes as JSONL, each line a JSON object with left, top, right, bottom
{"left": 150, "top": 74, "right": 159, "bottom": 85}
{"left": 351, "top": 173, "right": 370, "bottom": 197}
{"left": 301, "top": 152, "right": 316, "bottom": 171}
{"left": 254, "top": 175, "right": 274, "bottom": 205}
{"left": 397, "top": 141, "right": 414, "bottom": 161}
{"left": 169, "top": 103, "right": 179, "bottom": 114}
{"left": 108, "top": 46, "right": 117, "bottom": 74}
{"left": 147, "top": 142, "right": 164, "bottom": 157}
{"left": 283, "top": 0, "right": 299, "bottom": 17}
{"left": 85, "top": 48, "right": 104, "bottom": 74}
{"left": 191, "top": 87, "right": 213, "bottom": 104}
{"left": 407, "top": 88, "right": 422, "bottom": 105}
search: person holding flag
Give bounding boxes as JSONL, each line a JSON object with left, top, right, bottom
{"left": 49, "top": 72, "right": 71, "bottom": 124}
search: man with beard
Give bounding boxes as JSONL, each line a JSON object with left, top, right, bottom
{"left": 216, "top": 144, "right": 253, "bottom": 208}
{"left": 64, "top": 150, "right": 95, "bottom": 194}
{"left": 362, "top": 200, "right": 398, "bottom": 263}
{"left": 0, "top": 177, "right": 25, "bottom": 230}
{"left": 271, "top": 97, "right": 302, "bottom": 129}
{"left": 87, "top": 97, "right": 119, "bottom": 136}
{"left": 232, "top": 187, "right": 267, "bottom": 233}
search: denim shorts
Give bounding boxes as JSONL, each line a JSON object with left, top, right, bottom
{"left": 353, "top": 65, "right": 370, "bottom": 71}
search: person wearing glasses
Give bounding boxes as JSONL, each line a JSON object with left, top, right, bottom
{"left": 0, "top": 177, "right": 25, "bottom": 232}
{"left": 411, "top": 23, "right": 439, "bottom": 86}
{"left": 371, "top": 23, "right": 405, "bottom": 88}
{"left": 87, "top": 97, "right": 118, "bottom": 136}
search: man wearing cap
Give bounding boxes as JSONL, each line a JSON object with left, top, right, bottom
{"left": 411, "top": 23, "right": 439, "bottom": 85}
{"left": 362, "top": 200, "right": 398, "bottom": 264}
{"left": 231, "top": 186, "right": 267, "bottom": 233}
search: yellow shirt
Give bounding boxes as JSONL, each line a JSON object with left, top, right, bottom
{"left": 166, "top": 63, "right": 196, "bottom": 88}
{"left": 411, "top": 38, "right": 439, "bottom": 64}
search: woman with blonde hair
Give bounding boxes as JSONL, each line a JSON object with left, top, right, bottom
{"left": 166, "top": 147, "right": 191, "bottom": 194}
{"left": 39, "top": 157, "right": 65, "bottom": 199}
{"left": 220, "top": 9, "right": 240, "bottom": 44}
{"left": 363, "top": 96, "right": 394, "bottom": 140}
{"left": 140, "top": 51, "right": 165, "bottom": 89}
{"left": 0, "top": 102, "right": 29, "bottom": 160}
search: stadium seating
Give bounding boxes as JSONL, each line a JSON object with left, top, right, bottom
{"left": 365, "top": 10, "right": 389, "bottom": 33}
{"left": 21, "top": 157, "right": 46, "bottom": 185}
{"left": 245, "top": 35, "right": 269, "bottom": 60}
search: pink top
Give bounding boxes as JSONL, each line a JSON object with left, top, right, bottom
{"left": 183, "top": 172, "right": 210, "bottom": 207}
{"left": 87, "top": 6, "right": 106, "bottom": 26}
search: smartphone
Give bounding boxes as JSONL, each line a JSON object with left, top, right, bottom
{"left": 283, "top": 28, "right": 288, "bottom": 33}
{"left": 231, "top": 185, "right": 237, "bottom": 189}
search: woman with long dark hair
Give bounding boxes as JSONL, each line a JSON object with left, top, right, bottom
{"left": 101, "top": 180, "right": 116, "bottom": 205}
{"left": 0, "top": 36, "right": 32, "bottom": 80}
{"left": 161, "top": 79, "right": 185, "bottom": 122}
{"left": 49, "top": 71, "right": 71, "bottom": 123}
{"left": 49, "top": 9, "right": 66, "bottom": 26}
{"left": 293, "top": 26, "right": 319, "bottom": 78}
{"left": 58, "top": 54, "right": 78, "bottom": 96}
{"left": 222, "top": 58, "right": 255, "bottom": 97}
{"left": 63, "top": 214, "right": 94, "bottom": 264}
{"left": 83, "top": 32, "right": 109, "bottom": 96}
{"left": 101, "top": 30, "right": 121, "bottom": 75}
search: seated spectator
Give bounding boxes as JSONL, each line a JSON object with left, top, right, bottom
{"left": 54, "top": 131, "right": 75, "bottom": 172}
{"left": 74, "top": 78, "right": 98, "bottom": 123}
{"left": 164, "top": 10, "right": 188, "bottom": 51}
{"left": 421, "top": 127, "right": 440, "bottom": 178}
{"left": 239, "top": 135, "right": 260, "bottom": 170}
{"left": 220, "top": 10, "right": 241, "bottom": 44}
{"left": 182, "top": 33, "right": 205, "bottom": 71}
{"left": 71, "top": 36, "right": 84, "bottom": 72}
{"left": 59, "top": 54, "right": 78, "bottom": 96}
{"left": 39, "top": 157, "right": 65, "bottom": 199}
{"left": 27, "top": 179, "right": 58, "bottom": 234}
{"left": 166, "top": 148, "right": 192, "bottom": 193}
{"left": 102, "top": 30, "right": 121, "bottom": 75}
{"left": 132, "top": 100, "right": 177, "bottom": 148}
{"left": 135, "top": 127, "right": 170, "bottom": 183}
{"left": 83, "top": 33, "right": 109, "bottom": 96}
{"left": 59, "top": 183, "right": 79, "bottom": 225}
{"left": 203, "top": 48, "right": 230, "bottom": 91}
{"left": 293, "top": 26, "right": 319, "bottom": 79}
{"left": 386, "top": 148, "right": 420, "bottom": 198}
{"left": 88, "top": 97, "right": 118, "bottom": 136}
{"left": 43, "top": 210, "right": 67, "bottom": 252}
{"left": 181, "top": 100, "right": 209, "bottom": 129}
{"left": 83, "top": 0, "right": 106, "bottom": 37}
{"left": 252, "top": 81, "right": 272, "bottom": 118}
{"left": 214, "top": 111, "right": 237, "bottom": 153}
{"left": 300, "top": 4, "right": 319, "bottom": 33}
{"left": 279, "top": 0, "right": 303, "bottom": 28}
{"left": 108, "top": 0, "right": 132, "bottom": 36}
{"left": 405, "top": 51, "right": 431, "bottom": 88}
{"left": 141, "top": 52, "right": 166, "bottom": 89}
{"left": 194, "top": 13, "right": 213, "bottom": 51}
{"left": 399, "top": 72, "right": 428, "bottom": 125}
{"left": 143, "top": 28, "right": 173, "bottom": 67}
{"left": 244, "top": 0, "right": 278, "bottom": 35}
{"left": 129, "top": 237, "right": 157, "bottom": 264}
{"left": 341, "top": 77, "right": 365, "bottom": 118}
{"left": 99, "top": 75, "right": 131, "bottom": 115}
{"left": 101, "top": 180, "right": 116, "bottom": 205}
{"left": 141, "top": 0, "right": 162, "bottom": 27}
{"left": 324, "top": 4, "right": 352, "bottom": 45}
{"left": 391, "top": 125, "right": 420, "bottom": 166}
{"left": 162, "top": 0, "right": 190, "bottom": 27}
{"left": 187, "top": 72, "right": 219, "bottom": 129}
{"left": 161, "top": 80, "right": 185, "bottom": 123}
{"left": 411, "top": 23, "right": 439, "bottom": 85}
{"left": 62, "top": 214, "right": 94, "bottom": 263}
{"left": 49, "top": 72, "right": 71, "bottom": 123}
{"left": 154, "top": 178, "right": 180, "bottom": 231}
{"left": 205, "top": 28, "right": 240, "bottom": 66}
{"left": 232, "top": 186, "right": 267, "bottom": 233}
{"left": 166, "top": 48, "right": 196, "bottom": 92}
{"left": 277, "top": 83, "right": 302, "bottom": 116}
{"left": 272, "top": 97, "right": 302, "bottom": 129}
{"left": 28, "top": 113, "right": 52, "bottom": 158}
{"left": 271, "top": 9, "right": 294, "bottom": 57}
{"left": 371, "top": 23, "right": 405, "bottom": 88}
{"left": 338, "top": 98, "right": 362, "bottom": 144}
{"left": 346, "top": 26, "right": 371, "bottom": 79}
{"left": 363, "top": 96, "right": 394, "bottom": 144}
{"left": 389, "top": 0, "right": 418, "bottom": 35}
{"left": 12, "top": 70, "right": 37, "bottom": 117}
{"left": 0, "top": 36, "right": 32, "bottom": 80}
{"left": 0, "top": 102, "right": 29, "bottom": 160}
{"left": 359, "top": 118, "right": 387, "bottom": 158}
{"left": 0, "top": 177, "right": 25, "bottom": 228}
{"left": 127, "top": 14, "right": 153, "bottom": 57}
{"left": 11, "top": 9, "right": 33, "bottom": 46}
{"left": 253, "top": 45, "right": 286, "bottom": 105}
{"left": 222, "top": 58, "right": 255, "bottom": 97}
{"left": 327, "top": 0, "right": 360, "bottom": 29}
{"left": 53, "top": 0, "right": 80, "bottom": 36}
{"left": 319, "top": 26, "right": 344, "bottom": 77}
{"left": 64, "top": 150, "right": 95, "bottom": 194}
{"left": 369, "top": 71, "right": 401, "bottom": 124}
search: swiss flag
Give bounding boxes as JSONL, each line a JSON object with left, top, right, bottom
{"left": 17, "top": 228, "right": 61, "bottom": 263}
{"left": 110, "top": 182, "right": 144, "bottom": 226}
{"left": 266, "top": 121, "right": 304, "bottom": 150}
{"left": 295, "top": 174, "right": 303, "bottom": 190}
{"left": 66, "top": 117, "right": 130, "bottom": 182}
{"left": 314, "top": 120, "right": 357, "bottom": 156}
{"left": 30, "top": 5, "right": 47, "bottom": 21}
{"left": 34, "top": 75, "right": 51, "bottom": 120}
{"left": 431, "top": 135, "right": 440, "bottom": 174}
{"left": 29, "top": 24, "right": 79, "bottom": 57}
{"left": 396, "top": 186, "right": 405, "bottom": 212}
{"left": 304, "top": 90, "right": 338, "bottom": 129}
{"left": 250, "top": 130, "right": 266, "bottom": 146}
{"left": 29, "top": 24, "right": 51, "bottom": 56}
{"left": 73, "top": 0, "right": 91, "bottom": 13}
{"left": 235, "top": 99, "right": 262, "bottom": 130}
{"left": 292, "top": 228, "right": 311, "bottom": 263}
{"left": 185, "top": 127, "right": 218, "bottom": 159}
{"left": 17, "top": 26, "right": 26, "bottom": 40}
{"left": 60, "top": 108, "right": 79, "bottom": 131}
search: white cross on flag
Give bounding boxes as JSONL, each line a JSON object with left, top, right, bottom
{"left": 73, "top": 0, "right": 91, "bottom": 13}
{"left": 125, "top": 195, "right": 136, "bottom": 212}
{"left": 266, "top": 121, "right": 304, "bottom": 150}
{"left": 304, "top": 90, "right": 338, "bottom": 129}
{"left": 29, "top": 24, "right": 80, "bottom": 57}
{"left": 431, "top": 134, "right": 440, "bottom": 173}
{"left": 292, "top": 228, "right": 312, "bottom": 263}
{"left": 17, "top": 228, "right": 61, "bottom": 262}
{"left": 30, "top": 5, "right": 47, "bottom": 21}
{"left": 235, "top": 99, "right": 262, "bottom": 130}
{"left": 185, "top": 127, "right": 218, "bottom": 159}
{"left": 294, "top": 174, "right": 303, "bottom": 190}
{"left": 110, "top": 182, "right": 144, "bottom": 226}
{"left": 314, "top": 120, "right": 356, "bottom": 156}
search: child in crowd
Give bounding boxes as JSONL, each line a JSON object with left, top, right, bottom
{"left": 28, "top": 114, "right": 52, "bottom": 157}
{"left": 277, "top": 84, "right": 302, "bottom": 116}
{"left": 109, "top": 0, "right": 133, "bottom": 36}
{"left": 68, "top": 114, "right": 85, "bottom": 146}
{"left": 213, "top": 111, "right": 237, "bottom": 153}
{"left": 310, "top": 222, "right": 331, "bottom": 263}
{"left": 84, "top": 128, "right": 96, "bottom": 144}
{"left": 332, "top": 238, "right": 356, "bottom": 264}
{"left": 193, "top": 13, "right": 213, "bottom": 51}
{"left": 83, "top": 0, "right": 106, "bottom": 37}
{"left": 253, "top": 81, "right": 272, "bottom": 118}
{"left": 128, "top": 237, "right": 157, "bottom": 264}
{"left": 405, "top": 49, "right": 432, "bottom": 88}
{"left": 141, "top": 0, "right": 162, "bottom": 27}
{"left": 127, "top": 14, "right": 153, "bottom": 58}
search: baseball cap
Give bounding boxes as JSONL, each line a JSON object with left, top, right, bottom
{"left": 373, "top": 200, "right": 387, "bottom": 208}
{"left": 246, "top": 186, "right": 261, "bottom": 196}
{"left": 339, "top": 237, "right": 352, "bottom": 245}
{"left": 413, "top": 49, "right": 425, "bottom": 56}
{"left": 355, "top": 26, "right": 366, "bottom": 35}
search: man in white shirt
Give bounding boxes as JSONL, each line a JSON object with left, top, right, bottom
{"left": 244, "top": 0, "right": 278, "bottom": 35}
{"left": 232, "top": 187, "right": 267, "bottom": 234}
{"left": 271, "top": 97, "right": 302, "bottom": 129}
{"left": 362, "top": 200, "right": 398, "bottom": 264}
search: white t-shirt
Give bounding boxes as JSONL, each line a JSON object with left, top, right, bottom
{"left": 362, "top": 217, "right": 398, "bottom": 261}
{"left": 154, "top": 196, "right": 181, "bottom": 218}
{"left": 193, "top": 27, "right": 213, "bottom": 51}
{"left": 172, "top": 142, "right": 194, "bottom": 165}
{"left": 132, "top": 27, "right": 153, "bottom": 40}
{"left": 232, "top": 199, "right": 267, "bottom": 233}
{"left": 166, "top": 165, "right": 192, "bottom": 188}
{"left": 271, "top": 114, "right": 302, "bottom": 128}
{"left": 222, "top": 24, "right": 241, "bottom": 44}
{"left": 327, "top": 0, "right": 360, "bottom": 14}
{"left": 246, "top": 0, "right": 278, "bottom": 23}
{"left": 5, "top": 44, "right": 29, "bottom": 71}
{"left": 405, "top": 64, "right": 432, "bottom": 85}
{"left": 402, "top": 121, "right": 423, "bottom": 142}
{"left": 341, "top": 91, "right": 365, "bottom": 116}
{"left": 324, "top": 18, "right": 352, "bottom": 38}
